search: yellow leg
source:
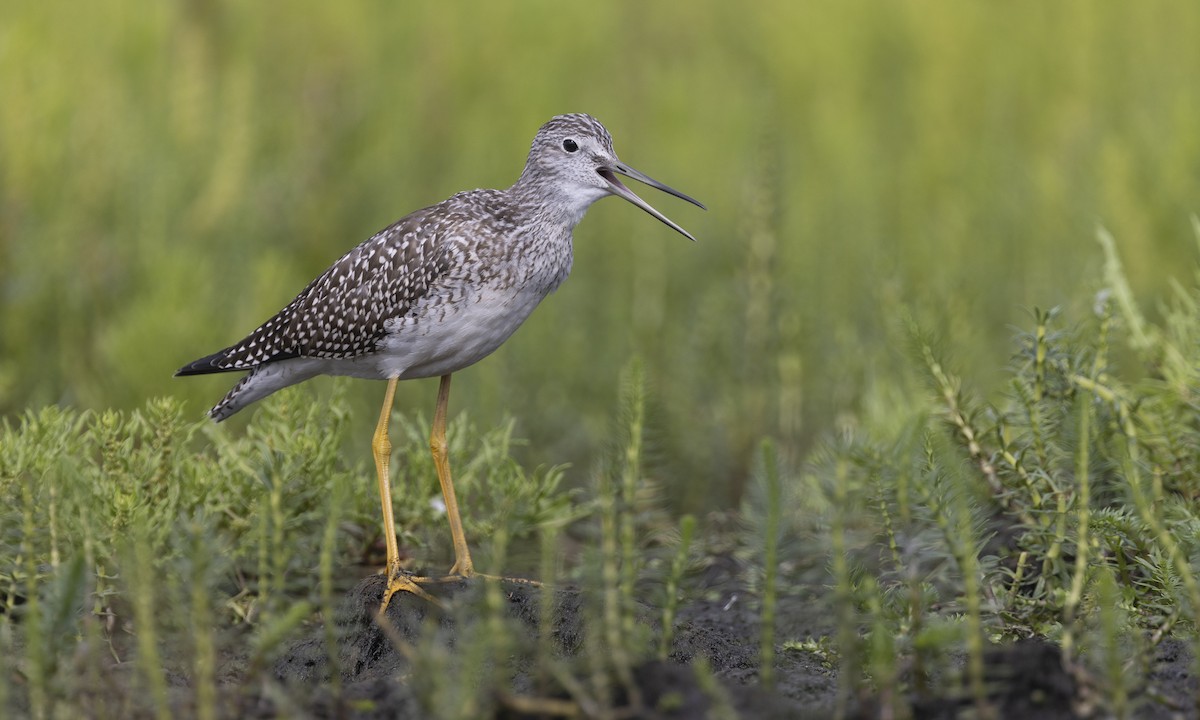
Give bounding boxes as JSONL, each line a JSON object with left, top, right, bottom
{"left": 373, "top": 378, "right": 435, "bottom": 610}
{"left": 432, "top": 374, "right": 475, "bottom": 577}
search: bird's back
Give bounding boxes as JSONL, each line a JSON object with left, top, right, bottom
{"left": 176, "top": 112, "right": 702, "bottom": 422}
{"left": 177, "top": 188, "right": 573, "bottom": 381}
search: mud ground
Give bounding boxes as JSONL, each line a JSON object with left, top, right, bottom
{"left": 244, "top": 574, "right": 1197, "bottom": 719}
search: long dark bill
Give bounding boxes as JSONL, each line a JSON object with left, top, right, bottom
{"left": 598, "top": 164, "right": 706, "bottom": 242}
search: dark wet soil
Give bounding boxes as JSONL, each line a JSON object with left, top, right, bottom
{"left": 245, "top": 575, "right": 1198, "bottom": 719}
{"left": 263, "top": 575, "right": 827, "bottom": 719}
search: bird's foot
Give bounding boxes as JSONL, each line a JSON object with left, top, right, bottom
{"left": 483, "top": 573, "right": 542, "bottom": 588}
{"left": 378, "top": 562, "right": 543, "bottom": 613}
{"left": 447, "top": 559, "right": 475, "bottom": 578}
{"left": 441, "top": 566, "right": 542, "bottom": 588}
{"left": 443, "top": 559, "right": 540, "bottom": 586}
{"left": 379, "top": 565, "right": 440, "bottom": 612}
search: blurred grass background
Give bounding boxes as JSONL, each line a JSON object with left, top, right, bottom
{"left": 3, "top": 0, "right": 1199, "bottom": 510}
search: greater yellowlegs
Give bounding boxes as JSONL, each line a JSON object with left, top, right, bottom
{"left": 176, "top": 113, "right": 705, "bottom": 608}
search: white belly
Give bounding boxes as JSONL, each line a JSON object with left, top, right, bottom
{"left": 330, "top": 283, "right": 548, "bottom": 381}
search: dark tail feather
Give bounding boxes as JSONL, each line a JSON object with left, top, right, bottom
{"left": 208, "top": 371, "right": 257, "bottom": 422}
{"left": 175, "top": 348, "right": 241, "bottom": 376}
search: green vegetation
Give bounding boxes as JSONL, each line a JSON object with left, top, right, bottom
{"left": 0, "top": 387, "right": 582, "bottom": 716}
{"left": 806, "top": 228, "right": 1200, "bottom": 717}
{"left": 7, "top": 235, "right": 1200, "bottom": 716}
{"left": 4, "top": 1, "right": 1200, "bottom": 505}
{"left": 5, "top": 1, "right": 1200, "bottom": 717}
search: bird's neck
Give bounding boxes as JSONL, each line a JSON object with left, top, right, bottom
{"left": 507, "top": 173, "right": 605, "bottom": 233}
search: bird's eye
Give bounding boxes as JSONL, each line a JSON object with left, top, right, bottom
{"left": 562, "top": 139, "right": 579, "bottom": 153}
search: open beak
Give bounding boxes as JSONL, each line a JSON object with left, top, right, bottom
{"left": 597, "top": 163, "right": 706, "bottom": 242}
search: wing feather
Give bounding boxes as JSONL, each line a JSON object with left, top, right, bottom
{"left": 176, "top": 206, "right": 449, "bottom": 374}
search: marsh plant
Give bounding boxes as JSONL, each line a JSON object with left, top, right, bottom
{"left": 0, "top": 383, "right": 585, "bottom": 718}
{"left": 770, "top": 228, "right": 1200, "bottom": 718}
{"left": 6, "top": 232, "right": 1200, "bottom": 718}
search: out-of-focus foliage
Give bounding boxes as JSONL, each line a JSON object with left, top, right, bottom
{"left": 3, "top": 0, "right": 1199, "bottom": 509}
{"left": 0, "top": 390, "right": 590, "bottom": 718}
{"left": 758, "top": 234, "right": 1200, "bottom": 716}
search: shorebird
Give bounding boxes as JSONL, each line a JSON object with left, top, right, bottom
{"left": 176, "top": 113, "right": 704, "bottom": 608}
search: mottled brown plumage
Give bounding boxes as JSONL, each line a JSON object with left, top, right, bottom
{"left": 177, "top": 114, "right": 703, "bottom": 422}
{"left": 176, "top": 113, "right": 704, "bottom": 608}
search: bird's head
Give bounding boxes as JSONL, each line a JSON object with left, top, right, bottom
{"left": 517, "top": 113, "right": 706, "bottom": 240}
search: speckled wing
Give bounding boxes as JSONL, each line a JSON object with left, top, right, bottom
{"left": 175, "top": 206, "right": 449, "bottom": 376}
